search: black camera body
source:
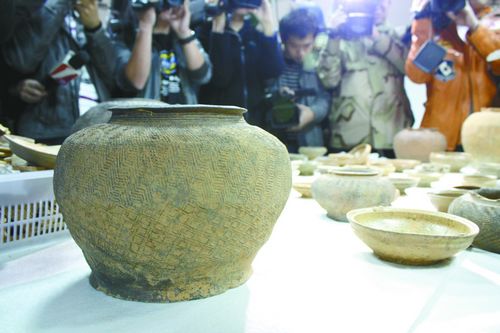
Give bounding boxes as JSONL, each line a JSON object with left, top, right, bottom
{"left": 339, "top": 0, "right": 379, "bottom": 38}
{"left": 131, "top": 0, "right": 184, "bottom": 12}
{"left": 416, "top": 0, "right": 466, "bottom": 31}
{"left": 205, "top": 0, "right": 262, "bottom": 17}
{"left": 265, "top": 88, "right": 316, "bottom": 129}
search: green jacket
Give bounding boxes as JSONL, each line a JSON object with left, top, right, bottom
{"left": 318, "top": 24, "right": 413, "bottom": 150}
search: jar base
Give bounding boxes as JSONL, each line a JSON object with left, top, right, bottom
{"left": 89, "top": 267, "right": 252, "bottom": 303}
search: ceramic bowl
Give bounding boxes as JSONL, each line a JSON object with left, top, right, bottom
{"left": 347, "top": 143, "right": 372, "bottom": 165}
{"left": 292, "top": 182, "right": 313, "bottom": 198}
{"left": 289, "top": 153, "right": 308, "bottom": 162}
{"left": 298, "top": 146, "right": 327, "bottom": 160}
{"left": 369, "top": 160, "right": 396, "bottom": 176}
{"left": 430, "top": 152, "right": 472, "bottom": 172}
{"left": 347, "top": 207, "right": 479, "bottom": 265}
{"left": 4, "top": 134, "right": 60, "bottom": 168}
{"left": 389, "top": 159, "right": 421, "bottom": 172}
{"left": 387, "top": 174, "right": 420, "bottom": 193}
{"left": 461, "top": 162, "right": 500, "bottom": 178}
{"left": 298, "top": 161, "right": 317, "bottom": 176}
{"left": 427, "top": 189, "right": 467, "bottom": 212}
{"left": 403, "top": 169, "right": 443, "bottom": 187}
{"left": 462, "top": 174, "right": 498, "bottom": 188}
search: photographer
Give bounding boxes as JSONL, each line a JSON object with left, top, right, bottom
{"left": 198, "top": 0, "right": 284, "bottom": 128}
{"left": 266, "top": 8, "right": 329, "bottom": 152}
{"left": 405, "top": 0, "right": 499, "bottom": 151}
{"left": 318, "top": 0, "right": 413, "bottom": 157}
{"left": 2, "top": 0, "right": 123, "bottom": 144}
{"left": 113, "top": 0, "right": 212, "bottom": 103}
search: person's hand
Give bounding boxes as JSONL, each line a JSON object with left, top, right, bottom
{"left": 329, "top": 5, "right": 348, "bottom": 32}
{"left": 288, "top": 104, "right": 314, "bottom": 132}
{"left": 252, "top": 0, "right": 276, "bottom": 36}
{"left": 16, "top": 79, "right": 47, "bottom": 104}
{"left": 447, "top": 1, "right": 479, "bottom": 30}
{"left": 137, "top": 7, "right": 156, "bottom": 30}
{"left": 279, "top": 86, "right": 295, "bottom": 98}
{"left": 164, "top": 0, "right": 192, "bottom": 38}
{"left": 75, "top": 0, "right": 101, "bottom": 30}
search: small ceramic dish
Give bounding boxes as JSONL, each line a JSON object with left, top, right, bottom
{"left": 298, "top": 146, "right": 327, "bottom": 160}
{"left": 347, "top": 207, "right": 479, "bottom": 265}
{"left": 4, "top": 134, "right": 60, "bottom": 168}
{"left": 429, "top": 152, "right": 472, "bottom": 172}
{"left": 427, "top": 189, "right": 467, "bottom": 212}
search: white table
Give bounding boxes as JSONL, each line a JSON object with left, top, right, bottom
{"left": 1, "top": 192, "right": 500, "bottom": 333}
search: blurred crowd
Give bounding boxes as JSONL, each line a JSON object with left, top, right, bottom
{"left": 0, "top": 0, "right": 498, "bottom": 156}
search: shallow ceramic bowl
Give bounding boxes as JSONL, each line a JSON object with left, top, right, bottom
{"left": 430, "top": 152, "right": 472, "bottom": 172}
{"left": 289, "top": 153, "right": 308, "bottom": 162}
{"left": 4, "top": 134, "right": 60, "bottom": 168}
{"left": 427, "top": 189, "right": 466, "bottom": 212}
{"left": 369, "top": 160, "right": 396, "bottom": 176}
{"left": 389, "top": 159, "right": 421, "bottom": 172}
{"left": 298, "top": 161, "right": 317, "bottom": 176}
{"left": 292, "top": 182, "right": 313, "bottom": 198}
{"left": 462, "top": 174, "right": 498, "bottom": 188}
{"left": 298, "top": 146, "right": 327, "bottom": 160}
{"left": 347, "top": 143, "right": 372, "bottom": 164}
{"left": 347, "top": 207, "right": 479, "bottom": 265}
{"left": 387, "top": 174, "right": 420, "bottom": 193}
{"left": 404, "top": 169, "right": 443, "bottom": 187}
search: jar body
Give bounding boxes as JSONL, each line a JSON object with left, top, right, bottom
{"left": 448, "top": 189, "right": 500, "bottom": 254}
{"left": 54, "top": 105, "right": 292, "bottom": 302}
{"left": 311, "top": 171, "right": 396, "bottom": 222}
{"left": 393, "top": 128, "right": 447, "bottom": 162}
{"left": 462, "top": 108, "right": 500, "bottom": 163}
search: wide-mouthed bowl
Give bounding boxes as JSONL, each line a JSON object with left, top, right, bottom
{"left": 347, "top": 207, "right": 479, "bottom": 265}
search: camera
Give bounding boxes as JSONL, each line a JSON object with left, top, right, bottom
{"left": 205, "top": 0, "right": 262, "bottom": 17}
{"left": 338, "top": 0, "right": 379, "bottom": 38}
{"left": 264, "top": 88, "right": 316, "bottom": 129}
{"left": 415, "top": 0, "right": 466, "bottom": 31}
{"left": 131, "top": 0, "right": 184, "bottom": 12}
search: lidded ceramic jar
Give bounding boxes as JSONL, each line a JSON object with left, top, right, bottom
{"left": 462, "top": 108, "right": 500, "bottom": 163}
{"left": 448, "top": 188, "right": 500, "bottom": 254}
{"left": 393, "top": 128, "right": 447, "bottom": 162}
{"left": 311, "top": 167, "right": 396, "bottom": 222}
{"left": 54, "top": 103, "right": 292, "bottom": 302}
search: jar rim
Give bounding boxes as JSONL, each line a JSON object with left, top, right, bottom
{"left": 109, "top": 104, "right": 247, "bottom": 117}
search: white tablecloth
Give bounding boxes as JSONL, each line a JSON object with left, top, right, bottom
{"left": 1, "top": 191, "right": 500, "bottom": 333}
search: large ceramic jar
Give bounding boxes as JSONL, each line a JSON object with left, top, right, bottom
{"left": 393, "top": 128, "right": 447, "bottom": 162}
{"left": 462, "top": 108, "right": 500, "bottom": 163}
{"left": 311, "top": 167, "right": 396, "bottom": 222}
{"left": 53, "top": 104, "right": 292, "bottom": 302}
{"left": 448, "top": 188, "right": 500, "bottom": 254}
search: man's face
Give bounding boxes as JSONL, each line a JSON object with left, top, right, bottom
{"left": 283, "top": 34, "right": 315, "bottom": 64}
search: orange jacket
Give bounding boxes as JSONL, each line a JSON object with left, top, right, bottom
{"left": 405, "top": 17, "right": 499, "bottom": 150}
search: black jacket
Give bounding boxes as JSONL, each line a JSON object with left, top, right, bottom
{"left": 198, "top": 20, "right": 284, "bottom": 128}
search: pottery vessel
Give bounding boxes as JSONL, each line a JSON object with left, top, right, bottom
{"left": 429, "top": 152, "right": 472, "bottom": 172}
{"left": 311, "top": 167, "right": 396, "bottom": 222}
{"left": 393, "top": 128, "right": 447, "bottom": 162}
{"left": 53, "top": 103, "right": 292, "bottom": 302}
{"left": 449, "top": 188, "right": 500, "bottom": 254}
{"left": 298, "top": 146, "right": 327, "bottom": 160}
{"left": 347, "top": 207, "right": 479, "bottom": 265}
{"left": 462, "top": 108, "right": 500, "bottom": 163}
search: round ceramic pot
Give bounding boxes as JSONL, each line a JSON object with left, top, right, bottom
{"left": 311, "top": 167, "right": 396, "bottom": 222}
{"left": 393, "top": 128, "right": 447, "bottom": 162}
{"left": 462, "top": 108, "right": 500, "bottom": 163}
{"left": 448, "top": 188, "right": 500, "bottom": 253}
{"left": 54, "top": 104, "right": 292, "bottom": 302}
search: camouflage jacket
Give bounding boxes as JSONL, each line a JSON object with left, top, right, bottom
{"left": 318, "top": 24, "right": 414, "bottom": 150}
